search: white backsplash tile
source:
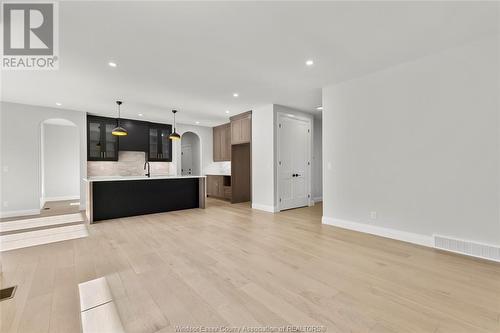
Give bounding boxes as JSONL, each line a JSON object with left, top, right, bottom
{"left": 205, "top": 161, "right": 231, "bottom": 175}
{"left": 88, "top": 151, "right": 176, "bottom": 177}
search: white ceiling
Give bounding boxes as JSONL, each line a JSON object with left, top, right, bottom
{"left": 2, "top": 1, "right": 498, "bottom": 126}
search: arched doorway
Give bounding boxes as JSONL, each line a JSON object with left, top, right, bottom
{"left": 40, "top": 118, "right": 80, "bottom": 214}
{"left": 180, "top": 132, "right": 201, "bottom": 176}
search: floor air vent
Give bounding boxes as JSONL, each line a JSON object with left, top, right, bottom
{"left": 434, "top": 235, "right": 500, "bottom": 262}
{"left": 0, "top": 286, "right": 17, "bottom": 302}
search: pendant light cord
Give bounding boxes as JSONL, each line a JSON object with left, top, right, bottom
{"left": 117, "top": 101, "right": 122, "bottom": 125}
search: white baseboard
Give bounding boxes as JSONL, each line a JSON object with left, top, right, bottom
{"left": 252, "top": 203, "right": 278, "bottom": 213}
{"left": 322, "top": 216, "right": 434, "bottom": 247}
{"left": 322, "top": 216, "right": 500, "bottom": 262}
{"left": 44, "top": 195, "right": 80, "bottom": 202}
{"left": 0, "top": 209, "right": 41, "bottom": 219}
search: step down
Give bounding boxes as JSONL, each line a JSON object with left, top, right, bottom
{"left": 0, "top": 213, "right": 84, "bottom": 233}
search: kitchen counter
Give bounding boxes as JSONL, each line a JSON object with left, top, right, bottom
{"left": 84, "top": 175, "right": 205, "bottom": 182}
{"left": 85, "top": 175, "right": 205, "bottom": 223}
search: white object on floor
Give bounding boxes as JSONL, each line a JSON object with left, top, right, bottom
{"left": 79, "top": 277, "right": 113, "bottom": 312}
{"left": 0, "top": 224, "right": 88, "bottom": 252}
{"left": 81, "top": 301, "right": 125, "bottom": 333}
{"left": 0, "top": 213, "right": 84, "bottom": 232}
{"left": 79, "top": 277, "right": 125, "bottom": 333}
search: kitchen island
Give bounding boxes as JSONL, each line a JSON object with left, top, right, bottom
{"left": 84, "top": 175, "right": 205, "bottom": 223}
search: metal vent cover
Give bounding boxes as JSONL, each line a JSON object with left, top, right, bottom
{"left": 0, "top": 286, "right": 17, "bottom": 302}
{"left": 434, "top": 235, "right": 500, "bottom": 262}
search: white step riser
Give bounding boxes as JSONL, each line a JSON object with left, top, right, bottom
{"left": 0, "top": 224, "right": 88, "bottom": 252}
{"left": 0, "top": 213, "right": 84, "bottom": 232}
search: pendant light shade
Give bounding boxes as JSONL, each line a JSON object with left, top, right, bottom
{"left": 112, "top": 101, "right": 128, "bottom": 136}
{"left": 169, "top": 110, "right": 181, "bottom": 140}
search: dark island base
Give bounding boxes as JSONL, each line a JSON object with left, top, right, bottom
{"left": 88, "top": 178, "right": 204, "bottom": 222}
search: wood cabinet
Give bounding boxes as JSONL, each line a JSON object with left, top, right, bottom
{"left": 229, "top": 111, "right": 252, "bottom": 203}
{"left": 206, "top": 175, "right": 231, "bottom": 200}
{"left": 213, "top": 123, "right": 231, "bottom": 161}
{"left": 230, "top": 112, "right": 251, "bottom": 145}
{"left": 148, "top": 123, "right": 173, "bottom": 162}
{"left": 87, "top": 116, "right": 119, "bottom": 161}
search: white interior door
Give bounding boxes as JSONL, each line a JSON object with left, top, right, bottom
{"left": 278, "top": 115, "right": 311, "bottom": 210}
{"left": 181, "top": 145, "right": 193, "bottom": 175}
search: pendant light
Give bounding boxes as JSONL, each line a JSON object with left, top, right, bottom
{"left": 169, "top": 109, "right": 181, "bottom": 140}
{"left": 111, "top": 101, "right": 128, "bottom": 136}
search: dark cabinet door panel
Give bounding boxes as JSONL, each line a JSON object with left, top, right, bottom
{"left": 87, "top": 116, "right": 118, "bottom": 161}
{"left": 87, "top": 115, "right": 173, "bottom": 161}
{"left": 92, "top": 178, "right": 199, "bottom": 221}
{"left": 148, "top": 124, "right": 172, "bottom": 161}
{"left": 118, "top": 119, "right": 149, "bottom": 152}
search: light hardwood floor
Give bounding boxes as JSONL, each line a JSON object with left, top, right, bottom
{"left": 1, "top": 200, "right": 81, "bottom": 223}
{"left": 1, "top": 198, "right": 499, "bottom": 333}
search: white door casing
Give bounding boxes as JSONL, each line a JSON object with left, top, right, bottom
{"left": 277, "top": 113, "right": 311, "bottom": 211}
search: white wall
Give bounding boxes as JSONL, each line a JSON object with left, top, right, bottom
{"left": 175, "top": 123, "right": 214, "bottom": 176}
{"left": 251, "top": 104, "right": 275, "bottom": 211}
{"left": 312, "top": 116, "right": 323, "bottom": 202}
{"left": 322, "top": 36, "right": 500, "bottom": 246}
{"left": 0, "top": 102, "right": 87, "bottom": 217}
{"left": 181, "top": 131, "right": 201, "bottom": 175}
{"left": 251, "top": 104, "right": 316, "bottom": 212}
{"left": 43, "top": 123, "right": 80, "bottom": 201}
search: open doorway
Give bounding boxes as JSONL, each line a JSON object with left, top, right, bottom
{"left": 40, "top": 119, "right": 80, "bottom": 216}
{"left": 181, "top": 131, "right": 201, "bottom": 176}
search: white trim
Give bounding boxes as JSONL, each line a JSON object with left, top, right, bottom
{"left": 79, "top": 277, "right": 114, "bottom": 312}
{"left": 322, "top": 216, "right": 500, "bottom": 262}
{"left": 252, "top": 203, "right": 278, "bottom": 213}
{"left": 79, "top": 277, "right": 125, "bottom": 333}
{"left": 322, "top": 216, "right": 433, "bottom": 247}
{"left": 276, "top": 112, "right": 312, "bottom": 212}
{"left": 0, "top": 224, "right": 88, "bottom": 252}
{"left": 0, "top": 209, "right": 41, "bottom": 219}
{"left": 44, "top": 195, "right": 80, "bottom": 202}
{"left": 0, "top": 213, "right": 84, "bottom": 232}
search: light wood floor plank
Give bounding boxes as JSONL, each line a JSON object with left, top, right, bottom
{"left": 0, "top": 199, "right": 499, "bottom": 333}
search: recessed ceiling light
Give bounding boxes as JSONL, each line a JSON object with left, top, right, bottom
{"left": 108, "top": 61, "right": 117, "bottom": 68}
{"left": 195, "top": 121, "right": 200, "bottom": 124}
{"left": 233, "top": 93, "right": 239, "bottom": 98}
{"left": 138, "top": 113, "right": 143, "bottom": 117}
{"left": 305, "top": 59, "right": 314, "bottom": 66}
{"left": 316, "top": 106, "right": 323, "bottom": 111}
{"left": 225, "top": 110, "right": 230, "bottom": 114}
{"left": 55, "top": 102, "right": 62, "bottom": 106}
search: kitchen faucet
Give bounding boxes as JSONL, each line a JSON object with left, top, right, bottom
{"left": 144, "top": 161, "right": 151, "bottom": 178}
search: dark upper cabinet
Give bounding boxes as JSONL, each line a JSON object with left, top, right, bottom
{"left": 148, "top": 123, "right": 172, "bottom": 162}
{"left": 117, "top": 119, "right": 149, "bottom": 152}
{"left": 87, "top": 116, "right": 173, "bottom": 162}
{"left": 87, "top": 116, "right": 118, "bottom": 161}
